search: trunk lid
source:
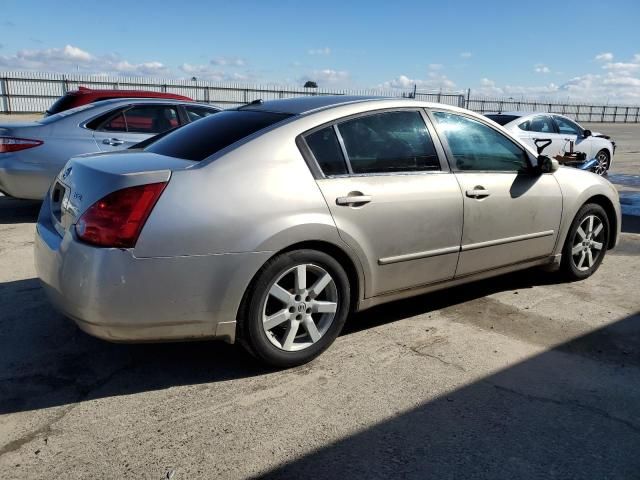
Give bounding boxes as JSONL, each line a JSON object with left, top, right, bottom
{"left": 50, "top": 150, "right": 196, "bottom": 235}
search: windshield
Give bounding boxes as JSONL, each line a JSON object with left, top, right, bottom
{"left": 146, "top": 110, "right": 292, "bottom": 161}
{"left": 484, "top": 114, "right": 520, "bottom": 126}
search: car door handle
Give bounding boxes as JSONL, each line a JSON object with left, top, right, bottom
{"left": 336, "top": 193, "right": 372, "bottom": 206}
{"left": 465, "top": 187, "right": 490, "bottom": 199}
{"left": 103, "top": 138, "right": 124, "bottom": 146}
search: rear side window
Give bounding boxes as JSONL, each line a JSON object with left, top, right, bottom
{"left": 305, "top": 127, "right": 348, "bottom": 176}
{"left": 523, "top": 115, "right": 555, "bottom": 133}
{"left": 185, "top": 106, "right": 220, "bottom": 122}
{"left": 337, "top": 111, "right": 440, "bottom": 174}
{"left": 146, "top": 110, "right": 292, "bottom": 161}
{"left": 95, "top": 106, "right": 180, "bottom": 134}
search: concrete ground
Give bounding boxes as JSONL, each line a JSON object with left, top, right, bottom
{"left": 0, "top": 119, "right": 639, "bottom": 479}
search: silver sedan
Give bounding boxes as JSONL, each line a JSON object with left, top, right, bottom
{"left": 34, "top": 96, "right": 621, "bottom": 367}
{"left": 0, "top": 98, "right": 220, "bottom": 199}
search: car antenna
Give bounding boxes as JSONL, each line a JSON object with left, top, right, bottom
{"left": 238, "top": 99, "right": 263, "bottom": 109}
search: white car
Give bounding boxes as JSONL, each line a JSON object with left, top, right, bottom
{"left": 485, "top": 112, "right": 615, "bottom": 176}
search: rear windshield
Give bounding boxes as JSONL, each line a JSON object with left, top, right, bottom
{"left": 146, "top": 110, "right": 292, "bottom": 161}
{"left": 484, "top": 114, "right": 520, "bottom": 126}
{"left": 46, "top": 94, "right": 80, "bottom": 116}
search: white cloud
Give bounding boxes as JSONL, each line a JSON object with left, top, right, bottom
{"left": 179, "top": 63, "right": 251, "bottom": 81}
{"left": 210, "top": 56, "right": 246, "bottom": 67}
{"left": 595, "top": 52, "right": 614, "bottom": 62}
{"left": 460, "top": 52, "right": 472, "bottom": 59}
{"left": 428, "top": 63, "right": 443, "bottom": 71}
{"left": 602, "top": 62, "right": 640, "bottom": 72}
{"left": 0, "top": 44, "right": 171, "bottom": 77}
{"left": 534, "top": 64, "right": 550, "bottom": 74}
{"left": 301, "top": 68, "right": 349, "bottom": 86}
{"left": 307, "top": 47, "right": 331, "bottom": 56}
{"left": 380, "top": 72, "right": 456, "bottom": 91}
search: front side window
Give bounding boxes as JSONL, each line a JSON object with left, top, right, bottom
{"left": 305, "top": 127, "right": 348, "bottom": 176}
{"left": 554, "top": 116, "right": 582, "bottom": 136}
{"left": 433, "top": 112, "right": 529, "bottom": 172}
{"left": 336, "top": 111, "right": 440, "bottom": 174}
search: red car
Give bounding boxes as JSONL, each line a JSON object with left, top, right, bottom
{"left": 45, "top": 86, "right": 193, "bottom": 116}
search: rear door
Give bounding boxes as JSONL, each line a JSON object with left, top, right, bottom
{"left": 92, "top": 104, "right": 181, "bottom": 151}
{"left": 304, "top": 109, "right": 464, "bottom": 297}
{"left": 431, "top": 110, "right": 562, "bottom": 277}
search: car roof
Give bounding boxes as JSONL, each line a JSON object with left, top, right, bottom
{"left": 237, "top": 95, "right": 391, "bottom": 115}
{"left": 69, "top": 87, "right": 191, "bottom": 100}
{"left": 88, "top": 98, "right": 218, "bottom": 108}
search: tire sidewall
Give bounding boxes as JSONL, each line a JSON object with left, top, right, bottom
{"left": 243, "top": 249, "right": 350, "bottom": 368}
{"left": 561, "top": 203, "right": 609, "bottom": 280}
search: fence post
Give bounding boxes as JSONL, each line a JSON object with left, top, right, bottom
{"left": 614, "top": 106, "right": 618, "bottom": 123}
{"left": 590, "top": 105, "right": 593, "bottom": 122}
{"left": 576, "top": 104, "right": 580, "bottom": 122}
{"left": 635, "top": 107, "right": 640, "bottom": 123}
{"left": 162, "top": 83, "right": 167, "bottom": 93}
{"left": 601, "top": 106, "right": 605, "bottom": 122}
{"left": 205, "top": 87, "right": 210, "bottom": 104}
{"left": 625, "top": 106, "right": 629, "bottom": 123}
{"left": 2, "top": 77, "right": 11, "bottom": 114}
{"left": 465, "top": 88, "right": 470, "bottom": 109}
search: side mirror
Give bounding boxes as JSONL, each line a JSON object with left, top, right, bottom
{"left": 537, "top": 155, "right": 559, "bottom": 173}
{"left": 583, "top": 129, "right": 592, "bottom": 138}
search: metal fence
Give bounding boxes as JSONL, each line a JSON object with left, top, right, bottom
{"left": 1, "top": 71, "right": 638, "bottom": 123}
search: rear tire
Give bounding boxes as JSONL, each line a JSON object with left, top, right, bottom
{"left": 239, "top": 249, "right": 350, "bottom": 368}
{"left": 560, "top": 203, "right": 609, "bottom": 280}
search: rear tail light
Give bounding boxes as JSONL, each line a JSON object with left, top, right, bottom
{"left": 75, "top": 182, "right": 167, "bottom": 248}
{"left": 0, "top": 136, "right": 44, "bottom": 153}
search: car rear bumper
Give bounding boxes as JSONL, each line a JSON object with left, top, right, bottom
{"left": 34, "top": 197, "right": 271, "bottom": 343}
{"left": 0, "top": 154, "right": 59, "bottom": 199}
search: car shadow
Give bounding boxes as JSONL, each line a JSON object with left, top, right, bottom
{"left": 0, "top": 267, "right": 569, "bottom": 416}
{"left": 256, "top": 311, "right": 640, "bottom": 480}
{"left": 0, "top": 195, "right": 41, "bottom": 224}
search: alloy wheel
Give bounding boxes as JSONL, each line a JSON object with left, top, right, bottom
{"left": 593, "top": 152, "right": 609, "bottom": 176}
{"left": 571, "top": 214, "right": 605, "bottom": 271}
{"left": 261, "top": 263, "right": 339, "bottom": 352}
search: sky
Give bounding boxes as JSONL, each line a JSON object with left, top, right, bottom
{"left": 1, "top": 0, "right": 639, "bottom": 103}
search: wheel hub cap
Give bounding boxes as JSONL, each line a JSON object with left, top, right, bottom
{"left": 261, "top": 263, "right": 339, "bottom": 352}
{"left": 571, "top": 214, "right": 605, "bottom": 272}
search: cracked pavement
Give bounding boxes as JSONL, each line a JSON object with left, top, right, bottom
{"left": 0, "top": 123, "right": 639, "bottom": 479}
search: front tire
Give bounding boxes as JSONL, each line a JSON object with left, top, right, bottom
{"left": 239, "top": 249, "right": 350, "bottom": 368}
{"left": 560, "top": 203, "right": 609, "bottom": 280}
{"left": 593, "top": 150, "right": 610, "bottom": 176}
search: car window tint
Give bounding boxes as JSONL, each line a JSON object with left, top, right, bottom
{"left": 185, "top": 106, "right": 219, "bottom": 122}
{"left": 529, "top": 116, "right": 555, "bottom": 133}
{"left": 146, "top": 110, "right": 292, "bottom": 161}
{"left": 484, "top": 114, "right": 520, "bottom": 126}
{"left": 124, "top": 106, "right": 179, "bottom": 134}
{"left": 305, "top": 127, "right": 348, "bottom": 176}
{"left": 337, "top": 111, "right": 440, "bottom": 174}
{"left": 433, "top": 112, "right": 528, "bottom": 172}
{"left": 554, "top": 116, "right": 582, "bottom": 135}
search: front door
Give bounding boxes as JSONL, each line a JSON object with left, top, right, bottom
{"left": 303, "top": 110, "right": 464, "bottom": 297}
{"left": 431, "top": 111, "right": 562, "bottom": 277}
{"left": 552, "top": 115, "right": 592, "bottom": 160}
